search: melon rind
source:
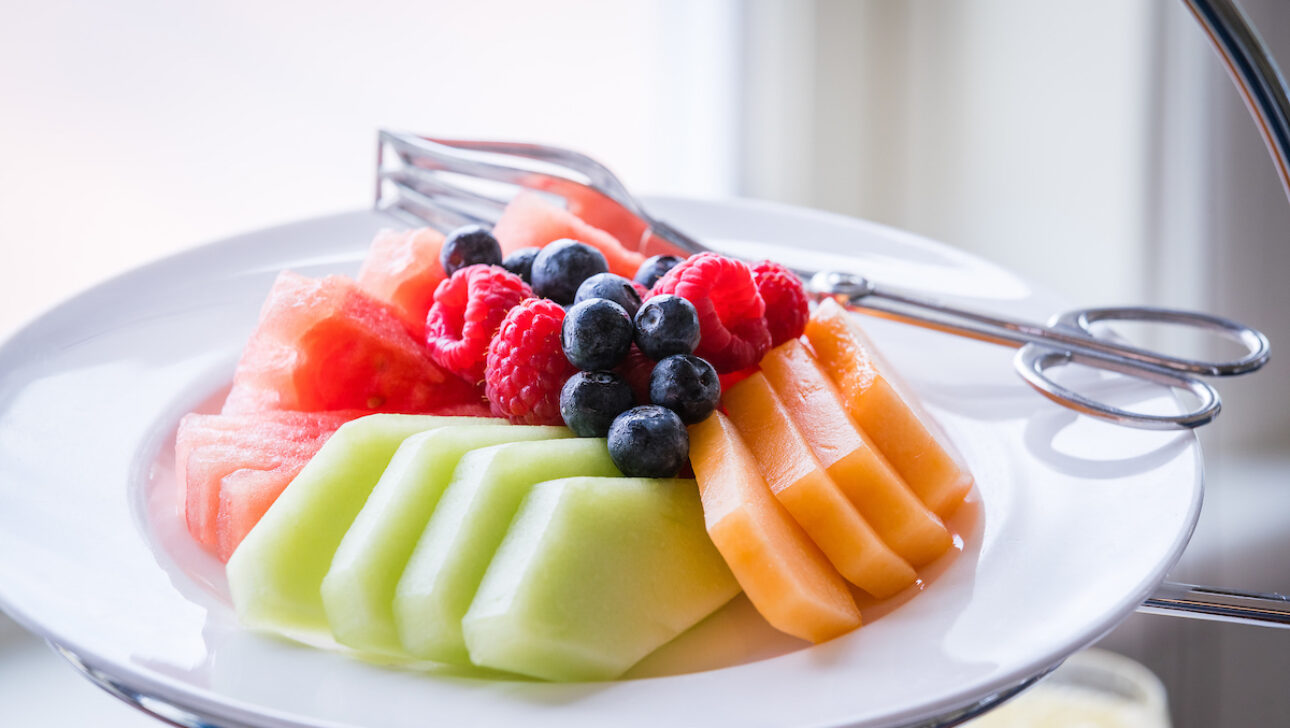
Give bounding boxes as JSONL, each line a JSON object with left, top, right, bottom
{"left": 461, "top": 477, "right": 740, "bottom": 682}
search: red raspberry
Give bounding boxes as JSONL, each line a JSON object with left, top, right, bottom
{"left": 616, "top": 344, "right": 655, "bottom": 404}
{"left": 425, "top": 266, "right": 532, "bottom": 383}
{"left": 718, "top": 365, "right": 759, "bottom": 392}
{"left": 752, "top": 260, "right": 810, "bottom": 347}
{"left": 650, "top": 253, "right": 771, "bottom": 372}
{"left": 631, "top": 280, "right": 649, "bottom": 301}
{"left": 484, "top": 298, "right": 576, "bottom": 425}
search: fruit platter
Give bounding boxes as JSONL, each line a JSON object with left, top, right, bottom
{"left": 0, "top": 195, "right": 1202, "bottom": 727}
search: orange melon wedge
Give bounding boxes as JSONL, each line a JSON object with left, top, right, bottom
{"left": 723, "top": 372, "right": 915, "bottom": 598}
{"left": 759, "top": 340, "right": 953, "bottom": 567}
{"left": 805, "top": 299, "right": 973, "bottom": 517}
{"left": 688, "top": 412, "right": 862, "bottom": 643}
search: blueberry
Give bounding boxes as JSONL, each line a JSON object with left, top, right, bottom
{"left": 649, "top": 355, "right": 720, "bottom": 424}
{"left": 562, "top": 298, "right": 634, "bottom": 370}
{"left": 634, "top": 294, "right": 701, "bottom": 361}
{"left": 634, "top": 255, "right": 683, "bottom": 289}
{"left": 560, "top": 371, "right": 635, "bottom": 437}
{"left": 440, "top": 225, "right": 502, "bottom": 276}
{"left": 501, "top": 247, "right": 540, "bottom": 283}
{"left": 530, "top": 239, "right": 609, "bottom": 304}
{"left": 575, "top": 273, "right": 643, "bottom": 317}
{"left": 607, "top": 405, "right": 689, "bottom": 478}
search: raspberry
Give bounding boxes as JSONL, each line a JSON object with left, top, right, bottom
{"left": 425, "top": 265, "right": 532, "bottom": 383}
{"left": 752, "top": 260, "right": 810, "bottom": 347}
{"left": 485, "top": 298, "right": 576, "bottom": 424}
{"left": 650, "top": 253, "right": 771, "bottom": 372}
{"left": 615, "top": 344, "right": 655, "bottom": 404}
{"left": 718, "top": 365, "right": 759, "bottom": 392}
{"left": 631, "top": 280, "right": 649, "bottom": 301}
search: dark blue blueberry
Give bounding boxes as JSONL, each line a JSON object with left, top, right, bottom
{"left": 501, "top": 247, "right": 540, "bottom": 284}
{"left": 530, "top": 239, "right": 609, "bottom": 304}
{"left": 607, "top": 405, "right": 689, "bottom": 478}
{"left": 560, "top": 371, "right": 635, "bottom": 437}
{"left": 649, "top": 355, "right": 720, "bottom": 424}
{"left": 574, "top": 273, "right": 643, "bottom": 317}
{"left": 634, "top": 294, "right": 701, "bottom": 361}
{"left": 562, "top": 298, "right": 634, "bottom": 371}
{"left": 440, "top": 225, "right": 502, "bottom": 276}
{"left": 634, "top": 255, "right": 683, "bottom": 289}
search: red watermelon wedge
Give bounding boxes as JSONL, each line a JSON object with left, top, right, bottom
{"left": 492, "top": 192, "right": 646, "bottom": 279}
{"left": 523, "top": 176, "right": 650, "bottom": 252}
{"left": 177, "top": 410, "right": 360, "bottom": 557}
{"left": 186, "top": 441, "right": 320, "bottom": 554}
{"left": 175, "top": 410, "right": 360, "bottom": 497}
{"left": 222, "top": 272, "right": 482, "bottom": 415}
{"left": 217, "top": 465, "right": 309, "bottom": 562}
{"left": 356, "top": 227, "right": 447, "bottom": 338}
{"left": 177, "top": 403, "right": 493, "bottom": 560}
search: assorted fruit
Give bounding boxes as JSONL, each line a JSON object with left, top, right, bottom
{"left": 174, "top": 189, "right": 975, "bottom": 682}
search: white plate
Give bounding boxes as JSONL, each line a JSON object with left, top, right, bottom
{"left": 0, "top": 198, "right": 1201, "bottom": 728}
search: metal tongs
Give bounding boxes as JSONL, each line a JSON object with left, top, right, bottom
{"left": 374, "top": 0, "right": 1290, "bottom": 631}
{"left": 375, "top": 130, "right": 1270, "bottom": 432}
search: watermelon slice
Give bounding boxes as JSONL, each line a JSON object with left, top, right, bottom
{"left": 176, "top": 410, "right": 362, "bottom": 558}
{"left": 523, "top": 176, "right": 649, "bottom": 252}
{"left": 492, "top": 192, "right": 646, "bottom": 279}
{"left": 218, "top": 465, "right": 306, "bottom": 562}
{"left": 175, "top": 411, "right": 356, "bottom": 493}
{"left": 356, "top": 227, "right": 447, "bottom": 338}
{"left": 186, "top": 441, "right": 318, "bottom": 552}
{"left": 221, "top": 272, "right": 482, "bottom": 415}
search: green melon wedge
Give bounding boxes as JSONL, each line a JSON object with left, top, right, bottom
{"left": 322, "top": 424, "right": 570, "bottom": 655}
{"left": 393, "top": 438, "right": 621, "bottom": 663}
{"left": 462, "top": 477, "right": 740, "bottom": 681}
{"left": 227, "top": 414, "right": 500, "bottom": 636}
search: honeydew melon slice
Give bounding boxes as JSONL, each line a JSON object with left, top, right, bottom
{"left": 227, "top": 414, "right": 500, "bottom": 636}
{"left": 322, "top": 424, "right": 570, "bottom": 655}
{"left": 462, "top": 477, "right": 740, "bottom": 682}
{"left": 393, "top": 438, "right": 621, "bottom": 663}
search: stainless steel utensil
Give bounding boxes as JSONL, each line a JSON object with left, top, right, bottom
{"left": 376, "top": 130, "right": 1270, "bottom": 432}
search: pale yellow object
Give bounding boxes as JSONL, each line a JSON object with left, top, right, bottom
{"left": 965, "top": 649, "right": 1171, "bottom": 728}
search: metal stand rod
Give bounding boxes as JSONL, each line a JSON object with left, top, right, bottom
{"left": 1137, "top": 0, "right": 1290, "bottom": 626}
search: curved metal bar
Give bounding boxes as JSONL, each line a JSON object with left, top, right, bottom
{"left": 899, "top": 664, "right": 1060, "bottom": 728}
{"left": 54, "top": 643, "right": 232, "bottom": 728}
{"left": 1055, "top": 307, "right": 1270, "bottom": 376}
{"left": 1014, "top": 346, "right": 1222, "bottom": 430}
{"left": 1184, "top": 0, "right": 1290, "bottom": 199}
{"left": 1141, "top": 581, "right": 1290, "bottom": 627}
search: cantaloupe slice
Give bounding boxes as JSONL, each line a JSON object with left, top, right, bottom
{"left": 759, "top": 340, "right": 953, "bottom": 568}
{"left": 805, "top": 299, "right": 973, "bottom": 517}
{"left": 724, "top": 372, "right": 915, "bottom": 598}
{"left": 688, "top": 412, "right": 862, "bottom": 643}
